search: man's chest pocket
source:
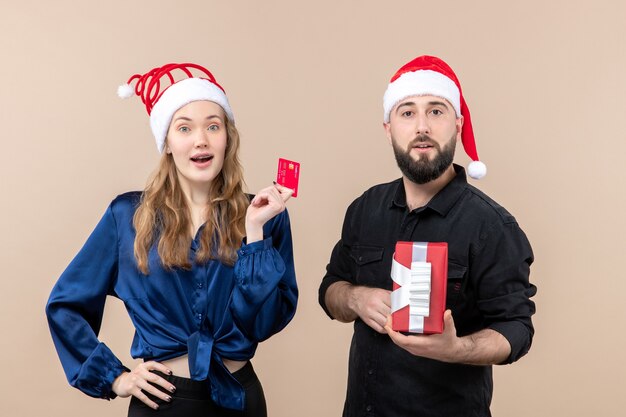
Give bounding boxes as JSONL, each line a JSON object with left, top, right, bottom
{"left": 349, "top": 245, "right": 386, "bottom": 287}
{"left": 446, "top": 262, "right": 467, "bottom": 308}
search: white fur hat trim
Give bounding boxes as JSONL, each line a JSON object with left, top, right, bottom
{"left": 383, "top": 69, "right": 460, "bottom": 123}
{"left": 150, "top": 78, "right": 234, "bottom": 153}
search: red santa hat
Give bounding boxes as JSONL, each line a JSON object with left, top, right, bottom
{"left": 117, "top": 63, "right": 234, "bottom": 153}
{"left": 383, "top": 55, "right": 486, "bottom": 179}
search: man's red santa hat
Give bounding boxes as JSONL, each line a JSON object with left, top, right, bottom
{"left": 383, "top": 55, "right": 486, "bottom": 179}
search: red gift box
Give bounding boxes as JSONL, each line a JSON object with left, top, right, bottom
{"left": 391, "top": 241, "right": 448, "bottom": 334}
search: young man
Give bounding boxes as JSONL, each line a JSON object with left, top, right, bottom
{"left": 319, "top": 55, "right": 536, "bottom": 417}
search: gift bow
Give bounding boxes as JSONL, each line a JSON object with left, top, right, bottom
{"left": 391, "top": 242, "right": 432, "bottom": 332}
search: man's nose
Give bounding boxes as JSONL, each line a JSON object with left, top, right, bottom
{"left": 415, "top": 113, "right": 430, "bottom": 135}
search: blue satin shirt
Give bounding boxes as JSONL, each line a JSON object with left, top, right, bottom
{"left": 46, "top": 192, "right": 298, "bottom": 410}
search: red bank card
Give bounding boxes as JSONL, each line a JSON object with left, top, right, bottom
{"left": 276, "top": 158, "right": 300, "bottom": 197}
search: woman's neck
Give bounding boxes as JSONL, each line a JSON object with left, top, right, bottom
{"left": 179, "top": 181, "right": 211, "bottom": 237}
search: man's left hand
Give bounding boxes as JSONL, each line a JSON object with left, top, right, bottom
{"left": 384, "top": 310, "right": 463, "bottom": 363}
{"left": 384, "top": 310, "right": 512, "bottom": 365}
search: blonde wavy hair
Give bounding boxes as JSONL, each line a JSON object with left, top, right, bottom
{"left": 133, "top": 116, "right": 248, "bottom": 274}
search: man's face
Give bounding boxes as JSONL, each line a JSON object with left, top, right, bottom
{"left": 384, "top": 95, "right": 463, "bottom": 184}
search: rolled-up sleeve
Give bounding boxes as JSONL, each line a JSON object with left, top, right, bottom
{"left": 318, "top": 201, "right": 359, "bottom": 319}
{"left": 472, "top": 221, "right": 537, "bottom": 364}
{"left": 45, "top": 205, "right": 128, "bottom": 399}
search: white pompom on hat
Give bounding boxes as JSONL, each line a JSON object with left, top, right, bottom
{"left": 117, "top": 63, "right": 234, "bottom": 153}
{"left": 383, "top": 55, "right": 486, "bottom": 179}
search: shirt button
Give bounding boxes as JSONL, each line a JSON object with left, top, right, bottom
{"left": 197, "top": 282, "right": 203, "bottom": 289}
{"left": 366, "top": 405, "right": 372, "bottom": 412}
{"left": 368, "top": 369, "right": 374, "bottom": 375}
{"left": 197, "top": 313, "right": 202, "bottom": 320}
{"left": 358, "top": 256, "right": 363, "bottom": 261}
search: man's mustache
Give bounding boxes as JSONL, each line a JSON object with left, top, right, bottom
{"left": 407, "top": 134, "right": 439, "bottom": 151}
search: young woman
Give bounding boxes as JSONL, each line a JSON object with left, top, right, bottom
{"left": 46, "top": 63, "right": 298, "bottom": 417}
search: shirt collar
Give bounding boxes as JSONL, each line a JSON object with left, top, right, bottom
{"left": 390, "top": 164, "right": 468, "bottom": 216}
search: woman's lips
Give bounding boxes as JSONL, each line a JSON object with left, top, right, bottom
{"left": 190, "top": 154, "right": 214, "bottom": 168}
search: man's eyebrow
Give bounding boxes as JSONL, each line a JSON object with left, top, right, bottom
{"left": 395, "top": 101, "right": 416, "bottom": 111}
{"left": 428, "top": 100, "right": 451, "bottom": 109}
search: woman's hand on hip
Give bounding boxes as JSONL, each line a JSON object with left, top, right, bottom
{"left": 111, "top": 361, "right": 176, "bottom": 410}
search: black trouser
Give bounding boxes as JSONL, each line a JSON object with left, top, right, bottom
{"left": 128, "top": 362, "right": 267, "bottom": 417}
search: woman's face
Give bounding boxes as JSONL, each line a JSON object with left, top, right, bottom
{"left": 165, "top": 100, "right": 228, "bottom": 193}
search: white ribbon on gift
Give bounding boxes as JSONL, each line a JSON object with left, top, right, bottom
{"left": 390, "top": 242, "right": 432, "bottom": 333}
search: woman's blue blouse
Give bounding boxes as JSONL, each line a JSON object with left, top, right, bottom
{"left": 46, "top": 192, "right": 298, "bottom": 410}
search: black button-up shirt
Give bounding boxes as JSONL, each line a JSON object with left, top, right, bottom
{"left": 319, "top": 165, "right": 536, "bottom": 417}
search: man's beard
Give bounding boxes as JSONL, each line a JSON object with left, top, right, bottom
{"left": 392, "top": 134, "right": 456, "bottom": 184}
